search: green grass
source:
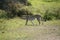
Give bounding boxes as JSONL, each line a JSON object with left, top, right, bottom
{"left": 0, "top": 18, "right": 60, "bottom": 40}
{"left": 44, "top": 20, "right": 60, "bottom": 26}
{"left": 28, "top": 0, "right": 60, "bottom": 15}
{"left": 0, "top": 17, "right": 60, "bottom": 30}
{"left": 0, "top": 0, "right": 60, "bottom": 40}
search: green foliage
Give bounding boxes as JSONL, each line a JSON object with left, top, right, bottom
{"left": 44, "top": 12, "right": 56, "bottom": 20}
{"left": 0, "top": 0, "right": 31, "bottom": 18}
{"left": 0, "top": 0, "right": 60, "bottom": 20}
{"left": 42, "top": 0, "right": 60, "bottom": 2}
{"left": 28, "top": 0, "right": 60, "bottom": 20}
{"left": 43, "top": 8, "right": 60, "bottom": 20}
{"left": 0, "top": 10, "right": 7, "bottom": 18}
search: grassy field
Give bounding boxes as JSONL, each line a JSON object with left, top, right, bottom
{"left": 0, "top": 0, "right": 60, "bottom": 40}
{"left": 0, "top": 17, "right": 60, "bottom": 40}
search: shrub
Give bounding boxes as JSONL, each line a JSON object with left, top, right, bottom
{"left": 0, "top": 10, "right": 7, "bottom": 19}
{"left": 44, "top": 12, "right": 56, "bottom": 21}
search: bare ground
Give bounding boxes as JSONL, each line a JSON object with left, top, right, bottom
{"left": 5, "top": 25, "right": 60, "bottom": 40}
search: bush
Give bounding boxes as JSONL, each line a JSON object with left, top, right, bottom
{"left": 0, "top": 10, "right": 7, "bottom": 19}
{"left": 44, "top": 12, "right": 56, "bottom": 21}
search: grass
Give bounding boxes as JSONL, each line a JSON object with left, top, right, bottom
{"left": 0, "top": 0, "right": 60, "bottom": 40}
{"left": 0, "top": 18, "right": 60, "bottom": 40}
{"left": 44, "top": 20, "right": 60, "bottom": 26}
{"left": 0, "top": 17, "right": 60, "bottom": 31}
{"left": 28, "top": 0, "right": 60, "bottom": 15}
